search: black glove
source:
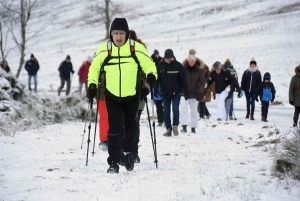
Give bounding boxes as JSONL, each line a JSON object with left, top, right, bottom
{"left": 290, "top": 101, "right": 294, "bottom": 106}
{"left": 146, "top": 73, "right": 156, "bottom": 86}
{"left": 195, "top": 93, "right": 202, "bottom": 101}
{"left": 185, "top": 94, "right": 189, "bottom": 100}
{"left": 87, "top": 84, "right": 96, "bottom": 101}
{"left": 140, "top": 87, "right": 150, "bottom": 101}
{"left": 256, "top": 98, "right": 259, "bottom": 102}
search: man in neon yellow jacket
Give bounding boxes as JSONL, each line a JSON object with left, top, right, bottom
{"left": 87, "top": 18, "right": 157, "bottom": 174}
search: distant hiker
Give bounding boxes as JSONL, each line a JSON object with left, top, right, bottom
{"left": 207, "top": 62, "right": 234, "bottom": 121}
{"left": 87, "top": 18, "right": 157, "bottom": 173}
{"left": 0, "top": 60, "right": 10, "bottom": 73}
{"left": 241, "top": 58, "right": 262, "bottom": 120}
{"left": 25, "top": 54, "right": 40, "bottom": 92}
{"left": 155, "top": 49, "right": 189, "bottom": 136}
{"left": 180, "top": 49, "right": 205, "bottom": 133}
{"left": 151, "top": 49, "right": 164, "bottom": 126}
{"left": 58, "top": 55, "right": 74, "bottom": 96}
{"left": 78, "top": 56, "right": 92, "bottom": 94}
{"left": 223, "top": 58, "right": 243, "bottom": 120}
{"left": 289, "top": 64, "right": 300, "bottom": 127}
{"left": 255, "top": 72, "right": 276, "bottom": 122}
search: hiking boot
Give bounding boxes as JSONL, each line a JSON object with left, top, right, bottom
{"left": 246, "top": 112, "right": 250, "bottom": 119}
{"left": 133, "top": 155, "right": 140, "bottom": 163}
{"left": 124, "top": 153, "right": 134, "bottom": 171}
{"left": 157, "top": 122, "right": 163, "bottom": 127}
{"left": 191, "top": 128, "right": 196, "bottom": 133}
{"left": 99, "top": 141, "right": 108, "bottom": 151}
{"left": 181, "top": 125, "right": 187, "bottom": 133}
{"left": 261, "top": 116, "right": 268, "bottom": 122}
{"left": 217, "top": 118, "right": 222, "bottom": 121}
{"left": 250, "top": 115, "right": 255, "bottom": 120}
{"left": 229, "top": 116, "right": 233, "bottom": 120}
{"left": 173, "top": 126, "right": 179, "bottom": 136}
{"left": 107, "top": 163, "right": 119, "bottom": 174}
{"left": 293, "top": 118, "right": 298, "bottom": 127}
{"left": 163, "top": 128, "right": 172, "bottom": 137}
{"left": 206, "top": 114, "right": 211, "bottom": 119}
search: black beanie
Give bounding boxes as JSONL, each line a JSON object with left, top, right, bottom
{"left": 66, "top": 55, "right": 71, "bottom": 60}
{"left": 223, "top": 61, "right": 231, "bottom": 69}
{"left": 164, "top": 49, "right": 174, "bottom": 59}
{"left": 154, "top": 49, "right": 159, "bottom": 55}
{"left": 110, "top": 18, "right": 129, "bottom": 40}
{"left": 263, "top": 72, "right": 271, "bottom": 80}
{"left": 30, "top": 54, "right": 34, "bottom": 58}
{"left": 250, "top": 60, "right": 257, "bottom": 66}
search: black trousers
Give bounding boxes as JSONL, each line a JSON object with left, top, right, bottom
{"left": 154, "top": 100, "right": 164, "bottom": 123}
{"left": 132, "top": 110, "right": 142, "bottom": 157}
{"left": 105, "top": 97, "right": 139, "bottom": 165}
{"left": 261, "top": 101, "right": 269, "bottom": 118}
{"left": 199, "top": 102, "right": 210, "bottom": 118}
{"left": 294, "top": 106, "right": 300, "bottom": 120}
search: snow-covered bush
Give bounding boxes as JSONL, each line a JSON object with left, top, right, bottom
{"left": 272, "top": 128, "right": 300, "bottom": 180}
{"left": 0, "top": 68, "right": 93, "bottom": 136}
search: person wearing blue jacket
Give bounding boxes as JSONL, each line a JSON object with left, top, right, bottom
{"left": 255, "top": 72, "right": 276, "bottom": 122}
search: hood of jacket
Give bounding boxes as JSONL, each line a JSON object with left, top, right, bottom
{"left": 182, "top": 57, "right": 204, "bottom": 70}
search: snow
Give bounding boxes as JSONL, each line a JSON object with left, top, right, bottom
{"left": 1, "top": 0, "right": 300, "bottom": 200}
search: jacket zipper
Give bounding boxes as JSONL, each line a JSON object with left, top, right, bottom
{"left": 118, "top": 47, "right": 121, "bottom": 101}
{"left": 249, "top": 73, "right": 253, "bottom": 93}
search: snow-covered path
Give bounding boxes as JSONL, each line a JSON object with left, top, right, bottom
{"left": 1, "top": 102, "right": 299, "bottom": 201}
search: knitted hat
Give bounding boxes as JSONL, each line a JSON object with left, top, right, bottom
{"left": 30, "top": 54, "right": 35, "bottom": 58}
{"left": 226, "top": 58, "right": 230, "bottom": 62}
{"left": 212, "top": 61, "right": 222, "bottom": 70}
{"left": 110, "top": 18, "right": 129, "bottom": 38}
{"left": 66, "top": 55, "right": 71, "bottom": 60}
{"left": 187, "top": 49, "right": 196, "bottom": 61}
{"left": 223, "top": 61, "right": 231, "bottom": 69}
{"left": 250, "top": 57, "right": 257, "bottom": 66}
{"left": 87, "top": 56, "right": 93, "bottom": 62}
{"left": 263, "top": 72, "right": 271, "bottom": 80}
{"left": 154, "top": 49, "right": 159, "bottom": 55}
{"left": 164, "top": 49, "right": 174, "bottom": 59}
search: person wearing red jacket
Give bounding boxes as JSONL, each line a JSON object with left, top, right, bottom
{"left": 78, "top": 56, "right": 92, "bottom": 94}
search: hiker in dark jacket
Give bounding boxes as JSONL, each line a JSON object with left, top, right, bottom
{"left": 155, "top": 49, "right": 189, "bottom": 137}
{"left": 58, "top": 55, "right": 74, "bottom": 96}
{"left": 25, "top": 54, "right": 40, "bottom": 92}
{"left": 223, "top": 58, "right": 243, "bottom": 120}
{"left": 289, "top": 64, "right": 300, "bottom": 127}
{"left": 207, "top": 62, "right": 234, "bottom": 121}
{"left": 151, "top": 49, "right": 164, "bottom": 126}
{"left": 241, "top": 58, "right": 262, "bottom": 120}
{"left": 180, "top": 49, "right": 205, "bottom": 133}
{"left": 255, "top": 72, "right": 276, "bottom": 122}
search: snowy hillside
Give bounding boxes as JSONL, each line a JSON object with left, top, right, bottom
{"left": 1, "top": 0, "right": 300, "bottom": 200}
{"left": 4, "top": 0, "right": 300, "bottom": 104}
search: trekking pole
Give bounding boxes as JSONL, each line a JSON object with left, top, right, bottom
{"left": 92, "top": 82, "right": 102, "bottom": 156}
{"left": 145, "top": 96, "right": 155, "bottom": 156}
{"left": 80, "top": 105, "right": 89, "bottom": 149}
{"left": 86, "top": 98, "right": 93, "bottom": 166}
{"left": 150, "top": 85, "right": 158, "bottom": 169}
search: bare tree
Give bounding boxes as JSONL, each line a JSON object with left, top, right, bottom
{"left": 0, "top": 8, "right": 15, "bottom": 62}
{"left": 83, "top": 0, "right": 123, "bottom": 39}
{"left": 0, "top": 0, "right": 50, "bottom": 78}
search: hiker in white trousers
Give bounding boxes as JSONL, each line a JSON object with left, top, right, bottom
{"left": 180, "top": 49, "right": 206, "bottom": 133}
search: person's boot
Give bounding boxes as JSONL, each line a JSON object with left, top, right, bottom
{"left": 163, "top": 128, "right": 172, "bottom": 137}
{"left": 133, "top": 155, "right": 140, "bottom": 163}
{"left": 173, "top": 126, "right": 179, "bottom": 136}
{"left": 99, "top": 141, "right": 108, "bottom": 151}
{"left": 124, "top": 153, "right": 134, "bottom": 171}
{"left": 191, "top": 128, "right": 196, "bottom": 133}
{"left": 157, "top": 122, "right": 163, "bottom": 127}
{"left": 246, "top": 112, "right": 250, "bottom": 119}
{"left": 261, "top": 116, "right": 265, "bottom": 121}
{"left": 250, "top": 115, "right": 255, "bottom": 120}
{"left": 206, "top": 114, "right": 211, "bottom": 119}
{"left": 181, "top": 125, "right": 187, "bottom": 133}
{"left": 293, "top": 118, "right": 298, "bottom": 127}
{"left": 107, "top": 163, "right": 119, "bottom": 174}
{"left": 229, "top": 116, "right": 233, "bottom": 120}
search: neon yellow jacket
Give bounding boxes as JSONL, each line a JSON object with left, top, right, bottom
{"left": 88, "top": 39, "right": 157, "bottom": 101}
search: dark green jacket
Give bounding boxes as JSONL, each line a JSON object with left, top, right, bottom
{"left": 289, "top": 66, "right": 300, "bottom": 106}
